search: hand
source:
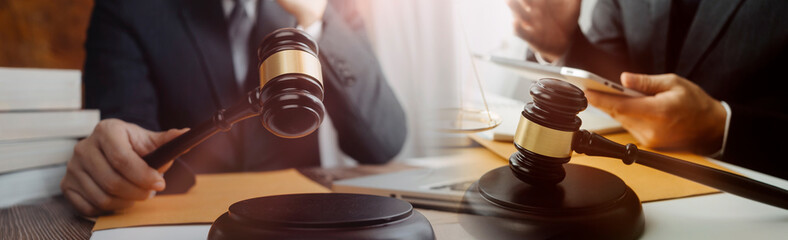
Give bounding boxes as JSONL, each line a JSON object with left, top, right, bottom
{"left": 586, "top": 73, "right": 727, "bottom": 154}
{"left": 276, "top": 0, "right": 327, "bottom": 28}
{"left": 508, "top": 0, "right": 582, "bottom": 62}
{"left": 60, "top": 119, "right": 188, "bottom": 216}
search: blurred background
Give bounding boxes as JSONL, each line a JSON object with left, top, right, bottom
{"left": 0, "top": 0, "right": 93, "bottom": 69}
{"left": 0, "top": 0, "right": 598, "bottom": 161}
{"left": 0, "top": 0, "right": 603, "bottom": 209}
{"left": 353, "top": 0, "right": 598, "bottom": 158}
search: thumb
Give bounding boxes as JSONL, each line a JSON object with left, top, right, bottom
{"left": 133, "top": 128, "right": 190, "bottom": 156}
{"left": 145, "top": 128, "right": 188, "bottom": 174}
{"left": 620, "top": 72, "right": 673, "bottom": 95}
{"left": 149, "top": 128, "right": 190, "bottom": 149}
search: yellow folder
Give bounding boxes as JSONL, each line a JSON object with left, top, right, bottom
{"left": 469, "top": 132, "right": 733, "bottom": 203}
{"left": 93, "top": 169, "right": 330, "bottom": 231}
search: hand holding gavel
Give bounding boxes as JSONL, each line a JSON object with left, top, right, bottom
{"left": 510, "top": 78, "right": 788, "bottom": 210}
{"left": 61, "top": 119, "right": 188, "bottom": 216}
{"left": 142, "top": 28, "right": 325, "bottom": 169}
{"left": 61, "top": 29, "right": 325, "bottom": 216}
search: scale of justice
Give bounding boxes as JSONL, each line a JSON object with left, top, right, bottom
{"left": 138, "top": 28, "right": 788, "bottom": 239}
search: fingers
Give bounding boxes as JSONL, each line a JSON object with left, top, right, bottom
{"left": 508, "top": 0, "right": 533, "bottom": 23}
{"left": 513, "top": 21, "right": 535, "bottom": 43}
{"left": 96, "top": 122, "right": 165, "bottom": 192}
{"left": 147, "top": 128, "right": 190, "bottom": 154}
{"left": 585, "top": 90, "right": 631, "bottom": 116}
{"left": 510, "top": 0, "right": 534, "bottom": 42}
{"left": 509, "top": 0, "right": 546, "bottom": 36}
{"left": 62, "top": 188, "right": 100, "bottom": 216}
{"left": 129, "top": 127, "right": 188, "bottom": 173}
{"left": 127, "top": 127, "right": 188, "bottom": 157}
{"left": 70, "top": 162, "right": 135, "bottom": 211}
{"left": 62, "top": 159, "right": 134, "bottom": 216}
{"left": 590, "top": 73, "right": 723, "bottom": 151}
{"left": 586, "top": 89, "right": 665, "bottom": 117}
{"left": 74, "top": 139, "right": 152, "bottom": 201}
{"left": 60, "top": 119, "right": 186, "bottom": 217}
{"left": 588, "top": 72, "right": 687, "bottom": 116}
{"left": 585, "top": 91, "right": 661, "bottom": 147}
{"left": 63, "top": 160, "right": 100, "bottom": 216}
{"left": 620, "top": 72, "right": 676, "bottom": 95}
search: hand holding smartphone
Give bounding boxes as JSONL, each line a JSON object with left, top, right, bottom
{"left": 474, "top": 54, "right": 646, "bottom": 97}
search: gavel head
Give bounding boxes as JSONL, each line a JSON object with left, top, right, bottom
{"left": 509, "top": 78, "right": 587, "bottom": 186}
{"left": 257, "top": 28, "right": 325, "bottom": 139}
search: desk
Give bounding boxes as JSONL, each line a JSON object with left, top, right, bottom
{"left": 3, "top": 154, "right": 787, "bottom": 240}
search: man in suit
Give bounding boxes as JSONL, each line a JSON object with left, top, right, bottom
{"left": 61, "top": 0, "right": 407, "bottom": 216}
{"left": 508, "top": 0, "right": 787, "bottom": 179}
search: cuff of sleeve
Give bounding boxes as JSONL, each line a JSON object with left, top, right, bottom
{"left": 533, "top": 50, "right": 566, "bottom": 66}
{"left": 709, "top": 101, "right": 732, "bottom": 158}
{"left": 297, "top": 20, "right": 324, "bottom": 40}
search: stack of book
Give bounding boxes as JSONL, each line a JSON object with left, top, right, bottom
{"left": 0, "top": 67, "right": 99, "bottom": 206}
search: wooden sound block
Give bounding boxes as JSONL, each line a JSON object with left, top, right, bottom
{"left": 460, "top": 164, "right": 645, "bottom": 240}
{"left": 208, "top": 193, "right": 435, "bottom": 240}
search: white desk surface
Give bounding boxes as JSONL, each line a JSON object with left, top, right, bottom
{"left": 91, "top": 159, "right": 788, "bottom": 240}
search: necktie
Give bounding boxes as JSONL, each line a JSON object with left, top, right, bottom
{"left": 228, "top": 0, "right": 255, "bottom": 86}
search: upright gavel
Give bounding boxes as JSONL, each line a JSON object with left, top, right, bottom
{"left": 142, "top": 28, "right": 325, "bottom": 169}
{"left": 510, "top": 78, "right": 788, "bottom": 210}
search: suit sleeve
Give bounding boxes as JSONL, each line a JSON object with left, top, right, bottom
{"left": 562, "top": 0, "right": 788, "bottom": 179}
{"left": 562, "top": 0, "right": 631, "bottom": 81}
{"left": 724, "top": 105, "right": 788, "bottom": 179}
{"left": 721, "top": 45, "right": 788, "bottom": 180}
{"left": 83, "top": 0, "right": 161, "bottom": 131}
{"left": 314, "top": 0, "right": 407, "bottom": 164}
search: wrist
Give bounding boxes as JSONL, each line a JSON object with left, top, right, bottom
{"left": 543, "top": 26, "right": 578, "bottom": 62}
{"left": 541, "top": 52, "right": 561, "bottom": 62}
{"left": 534, "top": 50, "right": 567, "bottom": 66}
{"left": 537, "top": 36, "right": 573, "bottom": 64}
{"left": 696, "top": 101, "right": 727, "bottom": 155}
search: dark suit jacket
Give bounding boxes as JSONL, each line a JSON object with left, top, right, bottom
{"left": 561, "top": 0, "right": 788, "bottom": 179}
{"left": 83, "top": 0, "right": 407, "bottom": 173}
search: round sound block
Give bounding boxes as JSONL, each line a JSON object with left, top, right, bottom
{"left": 460, "top": 164, "right": 644, "bottom": 240}
{"left": 208, "top": 193, "right": 435, "bottom": 240}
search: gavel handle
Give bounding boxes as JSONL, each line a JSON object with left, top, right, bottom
{"left": 142, "top": 89, "right": 262, "bottom": 169}
{"left": 573, "top": 130, "right": 788, "bottom": 210}
{"left": 142, "top": 120, "right": 222, "bottom": 169}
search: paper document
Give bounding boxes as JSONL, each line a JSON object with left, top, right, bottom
{"left": 93, "top": 169, "right": 330, "bottom": 231}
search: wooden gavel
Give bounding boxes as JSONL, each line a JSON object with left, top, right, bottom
{"left": 142, "top": 28, "right": 325, "bottom": 169}
{"left": 509, "top": 78, "right": 788, "bottom": 210}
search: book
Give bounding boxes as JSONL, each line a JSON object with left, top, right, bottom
{"left": 0, "top": 110, "right": 99, "bottom": 142}
{"left": 0, "top": 164, "right": 66, "bottom": 208}
{"left": 0, "top": 67, "right": 82, "bottom": 111}
{"left": 0, "top": 139, "right": 77, "bottom": 174}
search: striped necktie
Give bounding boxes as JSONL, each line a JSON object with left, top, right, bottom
{"left": 227, "top": 0, "right": 255, "bottom": 86}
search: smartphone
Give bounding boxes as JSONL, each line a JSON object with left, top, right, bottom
{"left": 475, "top": 54, "right": 646, "bottom": 97}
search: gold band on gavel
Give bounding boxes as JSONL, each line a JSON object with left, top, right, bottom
{"left": 260, "top": 50, "right": 323, "bottom": 87}
{"left": 513, "top": 114, "right": 575, "bottom": 158}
